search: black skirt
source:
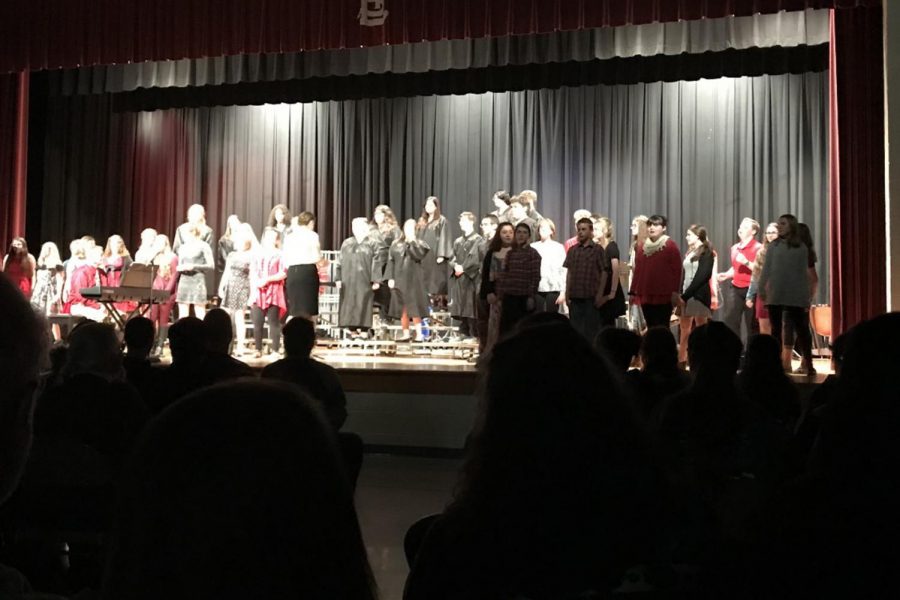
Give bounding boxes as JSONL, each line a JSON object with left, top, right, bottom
{"left": 286, "top": 264, "right": 319, "bottom": 317}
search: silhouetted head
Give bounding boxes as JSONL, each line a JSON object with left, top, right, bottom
{"left": 0, "top": 274, "right": 48, "bottom": 503}
{"left": 640, "top": 327, "right": 679, "bottom": 375}
{"left": 452, "top": 323, "right": 663, "bottom": 590}
{"left": 830, "top": 331, "right": 849, "bottom": 376}
{"left": 168, "top": 317, "right": 208, "bottom": 366}
{"left": 124, "top": 317, "right": 155, "bottom": 360}
{"left": 813, "top": 313, "right": 900, "bottom": 481}
{"left": 596, "top": 328, "right": 642, "bottom": 373}
{"left": 687, "top": 321, "right": 742, "bottom": 386}
{"left": 283, "top": 317, "right": 316, "bottom": 359}
{"left": 203, "top": 308, "right": 233, "bottom": 355}
{"left": 101, "top": 380, "right": 376, "bottom": 599}
{"left": 64, "top": 321, "right": 123, "bottom": 381}
{"left": 515, "top": 310, "right": 570, "bottom": 332}
{"left": 463, "top": 324, "right": 647, "bottom": 503}
{"left": 741, "top": 334, "right": 783, "bottom": 376}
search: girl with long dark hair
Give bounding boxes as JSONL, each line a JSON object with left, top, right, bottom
{"left": 2, "top": 237, "right": 35, "bottom": 299}
{"left": 758, "top": 214, "right": 815, "bottom": 375}
{"left": 675, "top": 225, "right": 715, "bottom": 367}
{"left": 267, "top": 204, "right": 292, "bottom": 235}
{"left": 418, "top": 196, "right": 454, "bottom": 306}
{"left": 387, "top": 219, "right": 431, "bottom": 341}
{"left": 479, "top": 222, "right": 515, "bottom": 353}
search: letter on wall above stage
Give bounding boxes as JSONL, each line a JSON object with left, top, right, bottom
{"left": 359, "top": 0, "right": 388, "bottom": 27}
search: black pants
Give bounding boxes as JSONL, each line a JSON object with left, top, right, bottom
{"left": 768, "top": 305, "right": 812, "bottom": 366}
{"left": 568, "top": 298, "right": 601, "bottom": 343}
{"left": 534, "top": 291, "right": 560, "bottom": 313}
{"left": 724, "top": 283, "right": 756, "bottom": 343}
{"left": 455, "top": 317, "right": 475, "bottom": 337}
{"left": 337, "top": 432, "right": 364, "bottom": 491}
{"left": 641, "top": 303, "right": 673, "bottom": 330}
{"left": 499, "top": 295, "right": 533, "bottom": 336}
{"left": 252, "top": 305, "right": 282, "bottom": 353}
{"left": 476, "top": 296, "right": 490, "bottom": 352}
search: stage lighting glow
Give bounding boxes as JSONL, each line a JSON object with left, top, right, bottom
{"left": 137, "top": 112, "right": 161, "bottom": 146}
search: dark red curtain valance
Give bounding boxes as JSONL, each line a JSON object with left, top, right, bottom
{"left": 0, "top": 0, "right": 880, "bottom": 74}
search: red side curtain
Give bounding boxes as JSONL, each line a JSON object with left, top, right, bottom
{"left": 0, "top": 0, "right": 882, "bottom": 74}
{"left": 0, "top": 71, "right": 28, "bottom": 252}
{"left": 829, "top": 6, "right": 886, "bottom": 335}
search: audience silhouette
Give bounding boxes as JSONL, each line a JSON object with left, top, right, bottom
{"left": 202, "top": 308, "right": 254, "bottom": 380}
{"left": 100, "top": 380, "right": 377, "bottom": 600}
{"left": 625, "top": 326, "right": 690, "bottom": 424}
{"left": 404, "top": 322, "right": 669, "bottom": 599}
{"left": 4, "top": 265, "right": 900, "bottom": 599}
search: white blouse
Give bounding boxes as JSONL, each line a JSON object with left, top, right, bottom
{"left": 531, "top": 239, "right": 567, "bottom": 293}
{"left": 282, "top": 227, "right": 322, "bottom": 266}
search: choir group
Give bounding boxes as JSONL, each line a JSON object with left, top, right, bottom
{"left": 1, "top": 190, "right": 819, "bottom": 371}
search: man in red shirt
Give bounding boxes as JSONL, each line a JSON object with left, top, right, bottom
{"left": 717, "top": 217, "right": 762, "bottom": 342}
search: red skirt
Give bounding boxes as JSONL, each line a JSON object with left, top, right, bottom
{"left": 756, "top": 298, "right": 770, "bottom": 320}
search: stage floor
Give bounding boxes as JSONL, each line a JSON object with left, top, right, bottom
{"left": 152, "top": 349, "right": 832, "bottom": 394}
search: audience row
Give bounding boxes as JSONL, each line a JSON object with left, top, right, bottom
{"left": 0, "top": 271, "right": 897, "bottom": 598}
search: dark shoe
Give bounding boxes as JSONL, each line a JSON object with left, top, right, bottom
{"left": 793, "top": 364, "right": 817, "bottom": 377}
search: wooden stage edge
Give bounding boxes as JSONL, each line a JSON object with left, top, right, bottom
{"left": 245, "top": 348, "right": 481, "bottom": 395}
{"left": 232, "top": 350, "right": 832, "bottom": 397}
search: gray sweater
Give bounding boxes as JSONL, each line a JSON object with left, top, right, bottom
{"left": 758, "top": 239, "right": 810, "bottom": 307}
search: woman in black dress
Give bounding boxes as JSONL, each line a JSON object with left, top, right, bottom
{"left": 595, "top": 217, "right": 626, "bottom": 328}
{"left": 417, "top": 196, "right": 454, "bottom": 308}
{"left": 370, "top": 204, "right": 401, "bottom": 312}
{"left": 387, "top": 219, "right": 431, "bottom": 341}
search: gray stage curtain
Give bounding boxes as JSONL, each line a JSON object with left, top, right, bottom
{"left": 40, "top": 71, "right": 828, "bottom": 300}
{"left": 49, "top": 9, "right": 829, "bottom": 95}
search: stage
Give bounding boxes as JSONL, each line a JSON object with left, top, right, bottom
{"left": 193, "top": 347, "right": 833, "bottom": 453}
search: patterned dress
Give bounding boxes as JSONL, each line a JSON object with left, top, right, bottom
{"left": 221, "top": 252, "right": 252, "bottom": 311}
{"left": 176, "top": 240, "right": 214, "bottom": 304}
{"left": 31, "top": 265, "right": 63, "bottom": 314}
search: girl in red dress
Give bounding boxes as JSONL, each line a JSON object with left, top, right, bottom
{"left": 151, "top": 235, "right": 180, "bottom": 354}
{"left": 2, "top": 237, "right": 36, "bottom": 299}
{"left": 101, "top": 234, "right": 136, "bottom": 312}
{"left": 250, "top": 227, "right": 287, "bottom": 357}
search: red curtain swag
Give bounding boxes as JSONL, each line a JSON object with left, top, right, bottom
{"left": 0, "top": 0, "right": 881, "bottom": 74}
